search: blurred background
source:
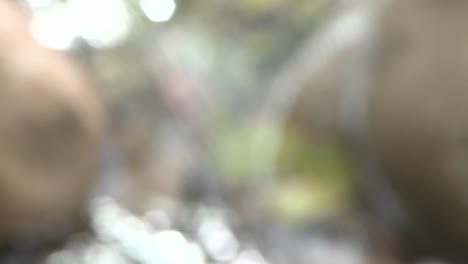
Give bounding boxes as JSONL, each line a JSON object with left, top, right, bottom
{"left": 0, "top": 0, "right": 423, "bottom": 263}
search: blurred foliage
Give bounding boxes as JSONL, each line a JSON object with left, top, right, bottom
{"left": 211, "top": 125, "right": 254, "bottom": 184}
{"left": 270, "top": 128, "right": 353, "bottom": 224}
{"left": 6, "top": 0, "right": 453, "bottom": 262}
{"left": 18, "top": 0, "right": 368, "bottom": 262}
{"left": 178, "top": 0, "right": 331, "bottom": 75}
{"left": 278, "top": 129, "right": 351, "bottom": 182}
{"left": 26, "top": 0, "right": 352, "bottom": 222}
{"left": 268, "top": 176, "right": 349, "bottom": 224}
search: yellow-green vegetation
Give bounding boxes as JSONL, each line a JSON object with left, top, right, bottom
{"left": 268, "top": 176, "right": 350, "bottom": 224}
{"left": 211, "top": 123, "right": 261, "bottom": 184}
{"left": 270, "top": 128, "right": 354, "bottom": 224}
{"left": 212, "top": 122, "right": 354, "bottom": 224}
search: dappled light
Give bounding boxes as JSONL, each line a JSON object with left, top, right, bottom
{"left": 0, "top": 0, "right": 466, "bottom": 263}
